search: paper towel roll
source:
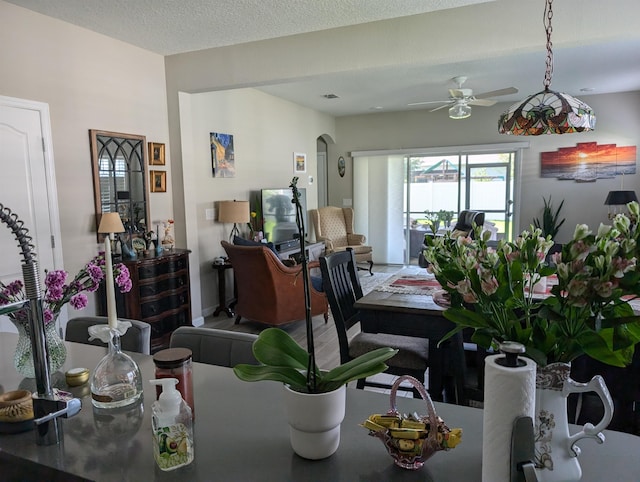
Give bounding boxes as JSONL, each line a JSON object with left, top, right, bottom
{"left": 482, "top": 353, "right": 536, "bottom": 482}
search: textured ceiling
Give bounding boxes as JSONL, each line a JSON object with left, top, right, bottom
{"left": 6, "top": 0, "right": 640, "bottom": 117}
{"left": 4, "top": 0, "right": 490, "bottom": 55}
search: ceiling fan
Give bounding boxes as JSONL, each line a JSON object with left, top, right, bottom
{"left": 408, "top": 76, "right": 518, "bottom": 119}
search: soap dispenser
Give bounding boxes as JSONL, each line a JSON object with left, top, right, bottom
{"left": 150, "top": 378, "right": 194, "bottom": 471}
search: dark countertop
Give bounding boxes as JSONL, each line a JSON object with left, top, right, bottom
{"left": 0, "top": 334, "right": 638, "bottom": 481}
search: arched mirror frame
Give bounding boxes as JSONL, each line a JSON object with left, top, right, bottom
{"left": 90, "top": 130, "right": 150, "bottom": 242}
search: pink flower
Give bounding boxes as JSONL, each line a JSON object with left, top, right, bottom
{"left": 87, "top": 263, "right": 104, "bottom": 283}
{"left": 43, "top": 309, "right": 54, "bottom": 323}
{"left": 480, "top": 276, "right": 499, "bottom": 296}
{"left": 45, "top": 270, "right": 67, "bottom": 290}
{"left": 70, "top": 293, "right": 88, "bottom": 310}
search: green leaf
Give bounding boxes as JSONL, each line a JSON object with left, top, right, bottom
{"left": 251, "top": 328, "right": 310, "bottom": 370}
{"left": 323, "top": 347, "right": 397, "bottom": 383}
{"left": 232, "top": 364, "right": 308, "bottom": 389}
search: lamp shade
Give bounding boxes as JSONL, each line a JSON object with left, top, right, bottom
{"left": 218, "top": 200, "right": 250, "bottom": 224}
{"left": 98, "top": 212, "right": 125, "bottom": 233}
{"left": 604, "top": 190, "right": 638, "bottom": 206}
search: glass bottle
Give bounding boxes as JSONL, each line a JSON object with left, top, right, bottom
{"left": 153, "top": 348, "right": 194, "bottom": 417}
{"left": 91, "top": 329, "right": 143, "bottom": 409}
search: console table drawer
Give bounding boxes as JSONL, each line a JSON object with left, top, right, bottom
{"left": 139, "top": 274, "right": 189, "bottom": 298}
{"left": 140, "top": 290, "right": 189, "bottom": 318}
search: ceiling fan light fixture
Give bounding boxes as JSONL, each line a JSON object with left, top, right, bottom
{"left": 498, "top": 0, "right": 595, "bottom": 136}
{"left": 449, "top": 103, "right": 471, "bottom": 119}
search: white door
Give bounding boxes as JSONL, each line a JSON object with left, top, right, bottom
{"left": 0, "top": 95, "right": 63, "bottom": 333}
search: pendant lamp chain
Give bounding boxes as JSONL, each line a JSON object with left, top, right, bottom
{"left": 497, "top": 0, "right": 596, "bottom": 135}
{"left": 543, "top": 0, "right": 553, "bottom": 90}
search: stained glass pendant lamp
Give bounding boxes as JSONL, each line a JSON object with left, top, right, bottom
{"left": 498, "top": 0, "right": 596, "bottom": 135}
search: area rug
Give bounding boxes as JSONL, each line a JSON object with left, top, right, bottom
{"left": 373, "top": 268, "right": 441, "bottom": 296}
{"left": 358, "top": 271, "right": 393, "bottom": 295}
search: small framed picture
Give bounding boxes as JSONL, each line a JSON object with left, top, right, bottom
{"left": 294, "top": 152, "right": 306, "bottom": 174}
{"left": 150, "top": 170, "right": 166, "bottom": 192}
{"left": 149, "top": 142, "right": 165, "bottom": 166}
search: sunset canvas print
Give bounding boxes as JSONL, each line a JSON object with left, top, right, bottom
{"left": 541, "top": 142, "right": 636, "bottom": 182}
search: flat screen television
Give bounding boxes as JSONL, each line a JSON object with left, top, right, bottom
{"left": 259, "top": 187, "right": 307, "bottom": 249}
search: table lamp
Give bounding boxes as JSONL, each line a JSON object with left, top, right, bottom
{"left": 218, "top": 200, "right": 250, "bottom": 241}
{"left": 604, "top": 190, "right": 638, "bottom": 219}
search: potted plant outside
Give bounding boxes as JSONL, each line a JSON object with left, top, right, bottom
{"left": 234, "top": 178, "right": 396, "bottom": 459}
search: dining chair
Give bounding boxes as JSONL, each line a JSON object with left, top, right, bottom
{"left": 169, "top": 326, "right": 258, "bottom": 367}
{"left": 319, "top": 248, "right": 429, "bottom": 397}
{"left": 64, "top": 316, "right": 151, "bottom": 355}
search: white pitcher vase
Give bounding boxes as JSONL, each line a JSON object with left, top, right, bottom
{"left": 534, "top": 362, "right": 614, "bottom": 482}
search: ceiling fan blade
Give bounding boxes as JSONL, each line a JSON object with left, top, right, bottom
{"left": 408, "top": 100, "right": 451, "bottom": 107}
{"left": 429, "top": 104, "right": 451, "bottom": 112}
{"left": 449, "top": 88, "right": 473, "bottom": 98}
{"left": 474, "top": 87, "right": 518, "bottom": 99}
{"left": 468, "top": 98, "right": 496, "bottom": 107}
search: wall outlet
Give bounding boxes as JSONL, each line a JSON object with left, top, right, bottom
{"left": 308, "top": 176, "right": 314, "bottom": 184}
{"left": 205, "top": 208, "right": 215, "bottom": 220}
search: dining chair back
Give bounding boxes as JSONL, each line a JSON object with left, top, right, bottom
{"left": 65, "top": 316, "right": 151, "bottom": 354}
{"left": 169, "top": 327, "right": 258, "bottom": 367}
{"left": 319, "top": 248, "right": 430, "bottom": 396}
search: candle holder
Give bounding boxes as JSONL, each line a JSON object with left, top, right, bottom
{"left": 89, "top": 322, "right": 143, "bottom": 409}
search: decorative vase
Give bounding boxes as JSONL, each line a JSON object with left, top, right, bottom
{"left": 12, "top": 317, "right": 67, "bottom": 378}
{"left": 283, "top": 384, "right": 346, "bottom": 460}
{"left": 534, "top": 362, "right": 614, "bottom": 482}
{"left": 90, "top": 329, "right": 143, "bottom": 409}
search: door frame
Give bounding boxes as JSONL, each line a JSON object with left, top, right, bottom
{"left": 0, "top": 95, "right": 65, "bottom": 328}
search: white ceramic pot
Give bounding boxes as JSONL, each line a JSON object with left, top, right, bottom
{"left": 534, "top": 362, "right": 613, "bottom": 482}
{"left": 283, "top": 384, "right": 346, "bottom": 460}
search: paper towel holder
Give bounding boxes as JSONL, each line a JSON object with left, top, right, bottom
{"left": 497, "top": 341, "right": 526, "bottom": 368}
{"left": 510, "top": 416, "right": 539, "bottom": 482}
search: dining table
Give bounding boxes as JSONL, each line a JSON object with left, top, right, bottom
{"left": 0, "top": 333, "right": 639, "bottom": 481}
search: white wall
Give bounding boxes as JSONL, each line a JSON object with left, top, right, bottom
{"left": 0, "top": 2, "right": 172, "bottom": 319}
{"left": 179, "top": 89, "right": 335, "bottom": 317}
{"left": 336, "top": 91, "right": 640, "bottom": 243}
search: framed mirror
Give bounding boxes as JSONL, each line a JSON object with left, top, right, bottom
{"left": 90, "top": 130, "right": 150, "bottom": 242}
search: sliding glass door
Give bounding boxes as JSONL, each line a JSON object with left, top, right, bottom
{"left": 352, "top": 142, "right": 526, "bottom": 265}
{"left": 404, "top": 151, "right": 516, "bottom": 264}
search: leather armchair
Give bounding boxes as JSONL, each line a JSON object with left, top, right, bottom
{"left": 310, "top": 206, "right": 373, "bottom": 274}
{"left": 221, "top": 241, "right": 328, "bottom": 326}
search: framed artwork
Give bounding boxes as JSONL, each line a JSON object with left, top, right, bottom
{"left": 149, "top": 142, "right": 165, "bottom": 166}
{"left": 338, "top": 156, "right": 346, "bottom": 177}
{"left": 210, "top": 132, "right": 235, "bottom": 177}
{"left": 294, "top": 152, "right": 306, "bottom": 174}
{"left": 150, "top": 170, "right": 166, "bottom": 192}
{"left": 540, "top": 141, "right": 636, "bottom": 182}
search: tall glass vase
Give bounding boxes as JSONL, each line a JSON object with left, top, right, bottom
{"left": 12, "top": 317, "right": 67, "bottom": 378}
{"left": 90, "top": 329, "right": 143, "bottom": 409}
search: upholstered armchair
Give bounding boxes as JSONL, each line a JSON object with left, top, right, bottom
{"left": 221, "top": 241, "right": 328, "bottom": 326}
{"left": 310, "top": 206, "right": 373, "bottom": 275}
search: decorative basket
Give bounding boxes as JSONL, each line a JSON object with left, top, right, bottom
{"left": 362, "top": 375, "right": 462, "bottom": 470}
